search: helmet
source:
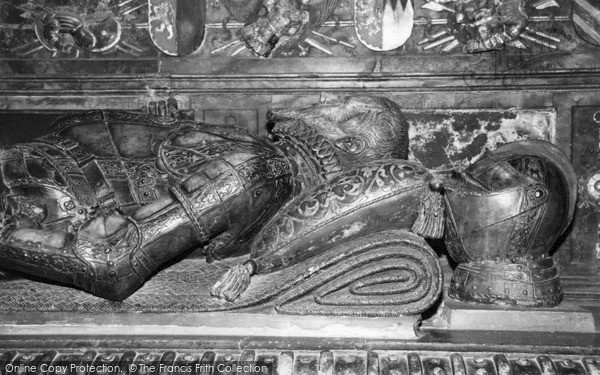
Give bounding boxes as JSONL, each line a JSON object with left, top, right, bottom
{"left": 443, "top": 140, "right": 577, "bottom": 306}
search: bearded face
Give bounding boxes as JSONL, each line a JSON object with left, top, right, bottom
{"left": 267, "top": 96, "right": 410, "bottom": 168}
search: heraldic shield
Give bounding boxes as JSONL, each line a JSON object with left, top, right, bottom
{"left": 148, "top": 0, "right": 206, "bottom": 56}
{"left": 354, "top": 0, "right": 414, "bottom": 51}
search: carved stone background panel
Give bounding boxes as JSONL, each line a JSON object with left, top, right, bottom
{"left": 203, "top": 109, "right": 259, "bottom": 133}
{"left": 567, "top": 106, "right": 600, "bottom": 277}
{"left": 0, "top": 0, "right": 598, "bottom": 77}
{"left": 405, "top": 108, "right": 556, "bottom": 169}
{"left": 0, "top": 105, "right": 557, "bottom": 170}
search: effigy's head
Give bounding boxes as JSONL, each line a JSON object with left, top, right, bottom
{"left": 267, "top": 96, "right": 409, "bottom": 168}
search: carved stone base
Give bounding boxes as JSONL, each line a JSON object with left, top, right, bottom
{"left": 0, "top": 311, "right": 420, "bottom": 339}
{"left": 428, "top": 299, "right": 596, "bottom": 333}
{"left": 448, "top": 257, "right": 563, "bottom": 307}
{"left": 0, "top": 348, "right": 597, "bottom": 375}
